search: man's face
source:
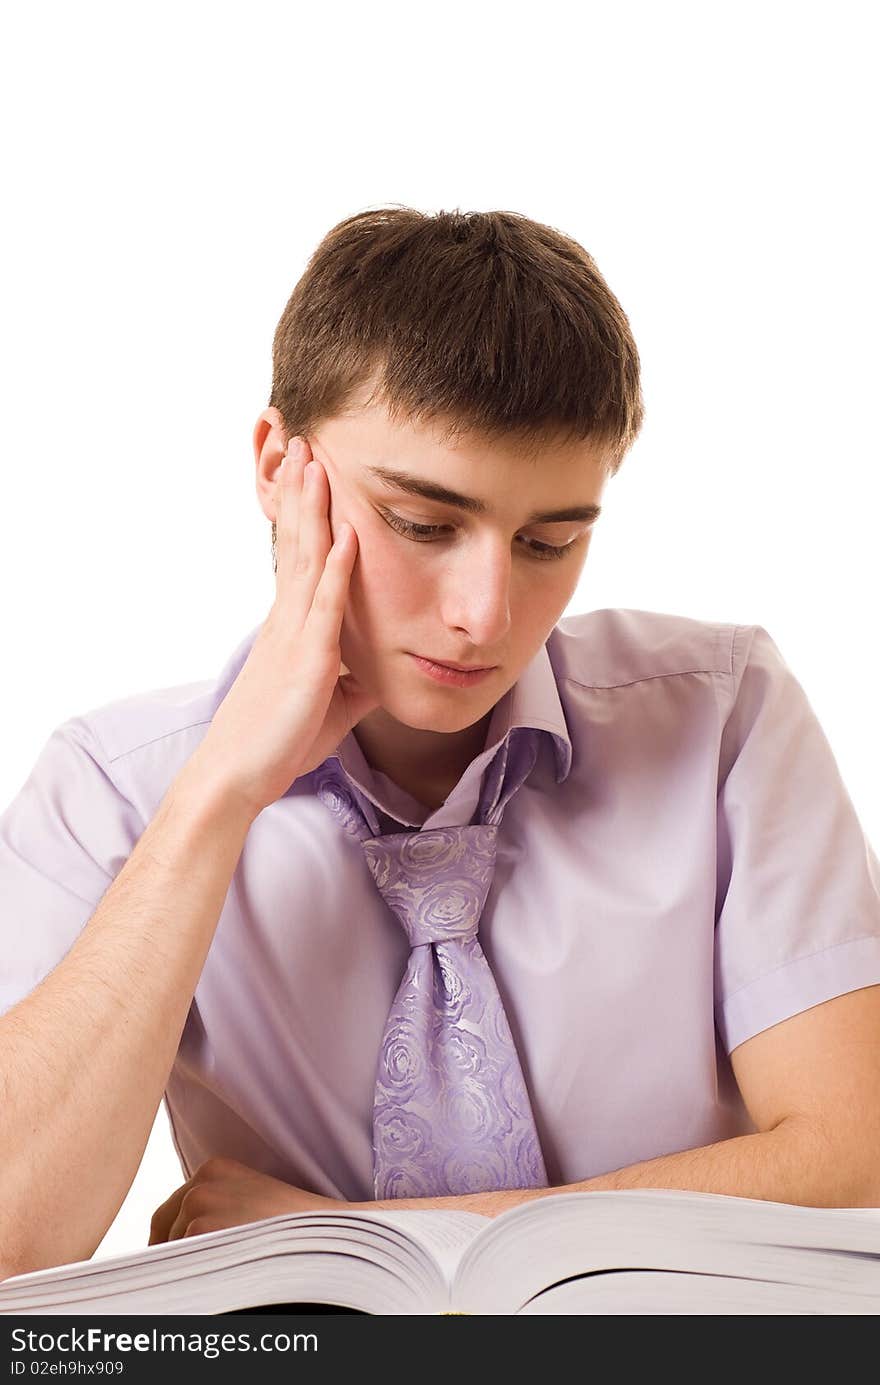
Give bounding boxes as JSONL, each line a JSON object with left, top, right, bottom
{"left": 262, "top": 398, "right": 609, "bottom": 736}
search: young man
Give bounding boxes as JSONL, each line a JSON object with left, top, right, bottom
{"left": 1, "top": 208, "right": 879, "bottom": 1278}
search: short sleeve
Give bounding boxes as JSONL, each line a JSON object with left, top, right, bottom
{"left": 714, "top": 624, "right": 880, "bottom": 1054}
{"left": 0, "top": 716, "right": 145, "bottom": 1016}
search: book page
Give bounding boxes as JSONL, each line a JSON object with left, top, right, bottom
{"left": 452, "top": 1190, "right": 880, "bottom": 1314}
{"left": 0, "top": 1214, "right": 479, "bottom": 1317}
{"left": 518, "top": 1269, "right": 880, "bottom": 1315}
{"left": 351, "top": 1209, "right": 489, "bottom": 1285}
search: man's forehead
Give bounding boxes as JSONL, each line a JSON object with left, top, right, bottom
{"left": 333, "top": 397, "right": 609, "bottom": 470}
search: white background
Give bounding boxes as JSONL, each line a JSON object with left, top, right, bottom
{"left": 0, "top": 1, "right": 876, "bottom": 1263}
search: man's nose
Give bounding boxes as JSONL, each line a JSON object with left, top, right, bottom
{"left": 438, "top": 535, "right": 513, "bottom": 646}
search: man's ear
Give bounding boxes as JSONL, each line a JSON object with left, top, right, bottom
{"left": 253, "top": 407, "right": 287, "bottom": 466}
{"left": 253, "top": 413, "right": 316, "bottom": 523}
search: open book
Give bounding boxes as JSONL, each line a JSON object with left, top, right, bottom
{"left": 2, "top": 1189, "right": 880, "bottom": 1316}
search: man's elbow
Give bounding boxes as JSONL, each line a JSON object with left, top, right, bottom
{"left": 779, "top": 1113, "right": 880, "bottom": 1208}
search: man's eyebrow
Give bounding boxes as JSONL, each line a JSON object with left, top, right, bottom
{"left": 365, "top": 465, "right": 602, "bottom": 524}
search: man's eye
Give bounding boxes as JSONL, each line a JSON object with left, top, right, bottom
{"left": 379, "top": 509, "right": 582, "bottom": 561}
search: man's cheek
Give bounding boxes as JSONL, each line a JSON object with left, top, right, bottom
{"left": 355, "top": 531, "right": 415, "bottom": 603}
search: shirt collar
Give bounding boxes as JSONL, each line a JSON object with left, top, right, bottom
{"left": 481, "top": 634, "right": 572, "bottom": 785}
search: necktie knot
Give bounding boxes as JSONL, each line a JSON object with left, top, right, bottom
{"left": 361, "top": 824, "right": 499, "bottom": 947}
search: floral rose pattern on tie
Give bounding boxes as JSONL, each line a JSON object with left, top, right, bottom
{"left": 313, "top": 728, "right": 549, "bottom": 1200}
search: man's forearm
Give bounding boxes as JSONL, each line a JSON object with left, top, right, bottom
{"left": 365, "top": 1118, "right": 871, "bottom": 1217}
{"left": 0, "top": 752, "right": 256, "bottom": 1279}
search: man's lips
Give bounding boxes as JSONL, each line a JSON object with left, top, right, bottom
{"left": 411, "top": 654, "right": 497, "bottom": 671}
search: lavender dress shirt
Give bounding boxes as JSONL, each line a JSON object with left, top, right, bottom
{"left": 2, "top": 609, "right": 879, "bottom": 1200}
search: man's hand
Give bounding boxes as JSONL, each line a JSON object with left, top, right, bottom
{"left": 148, "top": 1156, "right": 347, "bottom": 1244}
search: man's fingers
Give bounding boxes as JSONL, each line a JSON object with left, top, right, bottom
{"left": 148, "top": 1181, "right": 190, "bottom": 1245}
{"left": 303, "top": 522, "right": 356, "bottom": 647}
{"left": 275, "top": 445, "right": 339, "bottom": 629}
{"left": 274, "top": 445, "right": 307, "bottom": 583}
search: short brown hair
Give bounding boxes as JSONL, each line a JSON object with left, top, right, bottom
{"left": 269, "top": 204, "right": 644, "bottom": 477}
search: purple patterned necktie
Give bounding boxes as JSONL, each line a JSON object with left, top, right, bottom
{"left": 312, "top": 726, "right": 550, "bottom": 1201}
